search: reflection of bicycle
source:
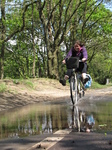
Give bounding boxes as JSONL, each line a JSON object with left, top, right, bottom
{"left": 71, "top": 106, "right": 95, "bottom": 132}
{"left": 72, "top": 106, "right": 81, "bottom": 132}
{"left": 66, "top": 57, "right": 85, "bottom": 105}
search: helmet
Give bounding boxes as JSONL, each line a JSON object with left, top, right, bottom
{"left": 84, "top": 74, "right": 92, "bottom": 89}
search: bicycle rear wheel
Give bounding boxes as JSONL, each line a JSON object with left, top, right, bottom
{"left": 70, "top": 76, "right": 78, "bottom": 105}
{"left": 78, "top": 79, "right": 85, "bottom": 98}
{"left": 79, "top": 80, "right": 85, "bottom": 97}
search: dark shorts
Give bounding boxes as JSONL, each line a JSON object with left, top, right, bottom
{"left": 65, "top": 63, "right": 87, "bottom": 77}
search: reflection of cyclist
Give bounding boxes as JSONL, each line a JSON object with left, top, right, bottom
{"left": 70, "top": 106, "right": 95, "bottom": 132}
{"left": 60, "top": 40, "right": 88, "bottom": 86}
{"left": 85, "top": 115, "right": 95, "bottom": 132}
{"left": 80, "top": 112, "right": 95, "bottom": 133}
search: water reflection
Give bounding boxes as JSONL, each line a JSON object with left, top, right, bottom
{"left": 70, "top": 106, "right": 95, "bottom": 132}
{"left": 0, "top": 100, "right": 112, "bottom": 140}
{"left": 0, "top": 102, "right": 70, "bottom": 140}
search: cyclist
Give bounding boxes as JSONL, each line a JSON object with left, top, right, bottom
{"left": 60, "top": 40, "right": 88, "bottom": 86}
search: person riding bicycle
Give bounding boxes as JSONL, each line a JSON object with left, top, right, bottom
{"left": 60, "top": 40, "right": 88, "bottom": 86}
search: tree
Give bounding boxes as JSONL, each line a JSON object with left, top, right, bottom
{"left": 36, "top": 0, "right": 87, "bottom": 78}
{"left": 0, "top": 0, "right": 37, "bottom": 79}
{"left": 0, "top": 0, "right": 5, "bottom": 79}
{"left": 1, "top": 0, "right": 112, "bottom": 83}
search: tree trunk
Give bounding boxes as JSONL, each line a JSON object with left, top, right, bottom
{"left": 26, "top": 51, "right": 29, "bottom": 76}
{"left": 47, "top": 48, "right": 58, "bottom": 78}
{"left": 31, "top": 2, "right": 36, "bottom": 78}
{"left": 1, "top": 43, "right": 5, "bottom": 79}
{"left": 0, "top": 0, "right": 5, "bottom": 79}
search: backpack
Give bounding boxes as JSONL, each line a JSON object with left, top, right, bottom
{"left": 84, "top": 74, "right": 92, "bottom": 89}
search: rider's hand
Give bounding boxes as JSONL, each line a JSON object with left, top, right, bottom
{"left": 82, "top": 58, "right": 86, "bottom": 62}
{"left": 62, "top": 59, "right": 66, "bottom": 64}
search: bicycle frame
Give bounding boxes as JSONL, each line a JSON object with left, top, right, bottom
{"left": 66, "top": 57, "right": 85, "bottom": 105}
{"left": 70, "top": 69, "right": 84, "bottom": 105}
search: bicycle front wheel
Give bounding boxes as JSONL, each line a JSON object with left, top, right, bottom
{"left": 70, "top": 76, "right": 78, "bottom": 105}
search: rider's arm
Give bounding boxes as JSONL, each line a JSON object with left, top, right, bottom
{"left": 82, "top": 47, "right": 88, "bottom": 62}
{"left": 62, "top": 47, "right": 73, "bottom": 64}
{"left": 64, "top": 47, "right": 73, "bottom": 61}
{"left": 82, "top": 58, "right": 87, "bottom": 62}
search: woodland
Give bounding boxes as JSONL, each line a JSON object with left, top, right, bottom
{"left": 0, "top": 0, "right": 112, "bottom": 84}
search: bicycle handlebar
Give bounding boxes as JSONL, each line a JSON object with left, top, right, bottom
{"left": 65, "top": 58, "right": 83, "bottom": 63}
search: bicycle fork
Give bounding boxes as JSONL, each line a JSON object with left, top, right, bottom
{"left": 74, "top": 73, "right": 78, "bottom": 104}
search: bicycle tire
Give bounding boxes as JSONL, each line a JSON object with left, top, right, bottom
{"left": 70, "top": 76, "right": 78, "bottom": 105}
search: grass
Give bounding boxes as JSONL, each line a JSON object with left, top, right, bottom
{"left": 12, "top": 79, "right": 34, "bottom": 89}
{"left": 0, "top": 78, "right": 111, "bottom": 93}
{"left": 91, "top": 80, "right": 112, "bottom": 89}
{"left": 13, "top": 79, "right": 20, "bottom": 84}
{"left": 66, "top": 79, "right": 112, "bottom": 89}
{"left": 0, "top": 83, "right": 7, "bottom": 92}
{"left": 12, "top": 78, "right": 112, "bottom": 90}
{"left": 23, "top": 80, "right": 34, "bottom": 89}
{"left": 20, "top": 80, "right": 34, "bottom": 89}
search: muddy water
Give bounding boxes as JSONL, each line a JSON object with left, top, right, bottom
{"left": 0, "top": 99, "right": 112, "bottom": 140}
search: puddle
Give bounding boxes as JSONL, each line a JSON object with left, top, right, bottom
{"left": 0, "top": 99, "right": 112, "bottom": 140}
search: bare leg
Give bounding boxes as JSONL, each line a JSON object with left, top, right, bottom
{"left": 64, "top": 75, "right": 69, "bottom": 80}
{"left": 82, "top": 73, "right": 86, "bottom": 80}
{"left": 59, "top": 75, "right": 69, "bottom": 86}
{"left": 82, "top": 73, "right": 89, "bottom": 84}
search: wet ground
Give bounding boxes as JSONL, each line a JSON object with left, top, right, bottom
{"left": 0, "top": 87, "right": 112, "bottom": 150}
{"left": 0, "top": 95, "right": 112, "bottom": 140}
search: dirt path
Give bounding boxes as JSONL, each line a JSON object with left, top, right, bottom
{"left": 0, "top": 79, "right": 70, "bottom": 112}
{"left": 0, "top": 79, "right": 112, "bottom": 112}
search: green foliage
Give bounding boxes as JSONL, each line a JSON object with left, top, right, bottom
{"left": 0, "top": 0, "right": 112, "bottom": 84}
{"left": 88, "top": 41, "right": 112, "bottom": 84}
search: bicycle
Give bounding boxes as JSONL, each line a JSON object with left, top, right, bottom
{"left": 71, "top": 106, "right": 95, "bottom": 132}
{"left": 66, "top": 57, "right": 85, "bottom": 105}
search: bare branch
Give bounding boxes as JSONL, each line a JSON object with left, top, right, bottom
{"left": 48, "top": 1, "right": 60, "bottom": 22}
{"left": 58, "top": 1, "right": 85, "bottom": 46}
